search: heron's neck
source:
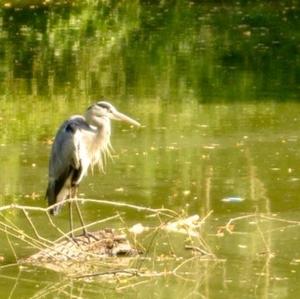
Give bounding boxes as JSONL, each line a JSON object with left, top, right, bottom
{"left": 85, "top": 114, "right": 109, "bottom": 131}
{"left": 84, "top": 115, "right": 112, "bottom": 169}
{"left": 96, "top": 116, "right": 111, "bottom": 134}
{"left": 90, "top": 117, "right": 111, "bottom": 171}
{"left": 87, "top": 116, "right": 111, "bottom": 145}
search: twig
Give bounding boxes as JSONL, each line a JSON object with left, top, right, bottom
{"left": 0, "top": 198, "right": 220, "bottom": 285}
{"left": 0, "top": 222, "right": 46, "bottom": 251}
{"left": 0, "top": 222, "right": 73, "bottom": 261}
{"left": 74, "top": 268, "right": 139, "bottom": 279}
{"left": 0, "top": 263, "right": 19, "bottom": 270}
{"left": 8, "top": 269, "right": 21, "bottom": 299}
{"left": 185, "top": 245, "right": 214, "bottom": 256}
{"left": 0, "top": 199, "right": 178, "bottom": 218}
{"left": 260, "top": 215, "right": 300, "bottom": 225}
{"left": 199, "top": 210, "right": 214, "bottom": 225}
{"left": 116, "top": 278, "right": 151, "bottom": 291}
{"left": 173, "top": 255, "right": 201, "bottom": 274}
{"left": 255, "top": 215, "right": 272, "bottom": 255}
{"left": 5, "top": 227, "right": 18, "bottom": 263}
{"left": 224, "top": 213, "right": 300, "bottom": 235}
{"left": 29, "top": 280, "right": 71, "bottom": 299}
{"left": 45, "top": 212, "right": 74, "bottom": 243}
{"left": 21, "top": 208, "right": 54, "bottom": 246}
{"left": 225, "top": 214, "right": 256, "bottom": 234}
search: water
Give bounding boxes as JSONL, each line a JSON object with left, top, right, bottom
{"left": 0, "top": 0, "right": 299, "bottom": 298}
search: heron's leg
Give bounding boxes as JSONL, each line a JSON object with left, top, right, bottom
{"left": 73, "top": 186, "right": 87, "bottom": 234}
{"left": 68, "top": 188, "right": 83, "bottom": 245}
{"left": 68, "top": 192, "right": 75, "bottom": 239}
{"left": 73, "top": 186, "right": 98, "bottom": 241}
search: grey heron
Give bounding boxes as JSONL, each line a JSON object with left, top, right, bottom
{"left": 45, "top": 101, "right": 140, "bottom": 238}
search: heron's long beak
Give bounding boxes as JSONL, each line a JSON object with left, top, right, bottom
{"left": 112, "top": 110, "right": 141, "bottom": 127}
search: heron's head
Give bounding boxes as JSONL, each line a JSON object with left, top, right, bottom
{"left": 85, "top": 101, "right": 141, "bottom": 127}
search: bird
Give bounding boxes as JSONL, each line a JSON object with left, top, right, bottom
{"left": 45, "top": 101, "right": 141, "bottom": 239}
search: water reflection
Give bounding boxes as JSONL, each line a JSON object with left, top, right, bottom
{"left": 1, "top": 99, "right": 300, "bottom": 298}
{"left": 1, "top": 214, "right": 300, "bottom": 299}
{"left": 0, "top": 1, "right": 299, "bottom": 99}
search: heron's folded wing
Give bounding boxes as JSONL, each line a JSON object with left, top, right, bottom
{"left": 49, "top": 117, "right": 87, "bottom": 178}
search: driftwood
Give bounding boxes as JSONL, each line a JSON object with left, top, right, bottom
{"left": 21, "top": 229, "right": 140, "bottom": 274}
{"left": 24, "top": 229, "right": 139, "bottom": 262}
{"left": 0, "top": 200, "right": 216, "bottom": 279}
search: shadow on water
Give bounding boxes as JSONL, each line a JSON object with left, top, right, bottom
{"left": 0, "top": 0, "right": 300, "bottom": 298}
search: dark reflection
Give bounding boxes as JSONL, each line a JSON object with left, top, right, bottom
{"left": 0, "top": 0, "right": 298, "bottom": 99}
{"left": 2, "top": 7, "right": 47, "bottom": 93}
{"left": 1, "top": 5, "right": 70, "bottom": 94}
{"left": 2, "top": 8, "right": 47, "bottom": 78}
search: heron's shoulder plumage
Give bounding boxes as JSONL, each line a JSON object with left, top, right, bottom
{"left": 65, "top": 115, "right": 91, "bottom": 132}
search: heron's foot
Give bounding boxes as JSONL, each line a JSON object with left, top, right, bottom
{"left": 67, "top": 231, "right": 98, "bottom": 245}
{"left": 68, "top": 233, "right": 82, "bottom": 246}
{"left": 82, "top": 230, "right": 99, "bottom": 242}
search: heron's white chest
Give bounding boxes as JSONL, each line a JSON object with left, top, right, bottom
{"left": 74, "top": 130, "right": 90, "bottom": 176}
{"left": 89, "top": 124, "right": 111, "bottom": 168}
{"left": 75, "top": 120, "right": 111, "bottom": 174}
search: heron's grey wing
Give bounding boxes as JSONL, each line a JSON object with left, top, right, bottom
{"left": 46, "top": 116, "right": 88, "bottom": 214}
{"left": 50, "top": 122, "right": 79, "bottom": 178}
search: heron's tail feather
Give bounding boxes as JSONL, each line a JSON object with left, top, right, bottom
{"left": 45, "top": 182, "right": 61, "bottom": 215}
{"left": 46, "top": 168, "right": 73, "bottom": 215}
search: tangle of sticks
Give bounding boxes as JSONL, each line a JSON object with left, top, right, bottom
{"left": 0, "top": 198, "right": 216, "bottom": 280}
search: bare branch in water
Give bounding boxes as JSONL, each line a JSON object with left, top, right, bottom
{"left": 0, "top": 198, "right": 216, "bottom": 284}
